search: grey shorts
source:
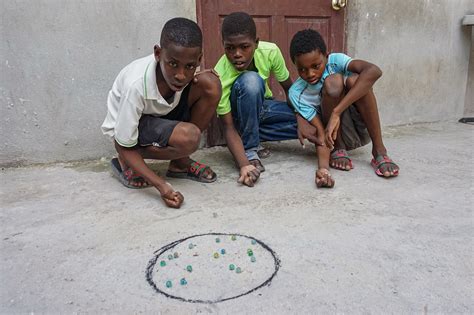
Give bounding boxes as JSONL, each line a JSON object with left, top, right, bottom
{"left": 338, "top": 105, "right": 370, "bottom": 151}
{"left": 138, "top": 84, "right": 191, "bottom": 147}
{"left": 138, "top": 116, "right": 180, "bottom": 147}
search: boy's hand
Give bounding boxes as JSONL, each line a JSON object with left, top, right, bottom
{"left": 193, "top": 69, "right": 219, "bottom": 83}
{"left": 296, "top": 116, "right": 323, "bottom": 147}
{"left": 316, "top": 168, "right": 335, "bottom": 188}
{"left": 159, "top": 182, "right": 184, "bottom": 208}
{"left": 317, "top": 134, "right": 326, "bottom": 149}
{"left": 325, "top": 113, "right": 341, "bottom": 150}
{"left": 238, "top": 165, "right": 260, "bottom": 187}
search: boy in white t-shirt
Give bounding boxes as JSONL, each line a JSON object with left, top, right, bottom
{"left": 101, "top": 18, "right": 221, "bottom": 208}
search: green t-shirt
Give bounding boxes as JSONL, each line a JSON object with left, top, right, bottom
{"left": 214, "top": 41, "right": 290, "bottom": 115}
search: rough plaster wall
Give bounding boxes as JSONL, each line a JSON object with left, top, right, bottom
{"left": 1, "top": 1, "right": 473, "bottom": 165}
{"left": 346, "top": 0, "right": 474, "bottom": 126}
{"left": 0, "top": 0, "right": 196, "bottom": 166}
{"left": 464, "top": 29, "right": 474, "bottom": 116}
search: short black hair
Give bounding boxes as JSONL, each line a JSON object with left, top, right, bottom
{"left": 289, "top": 29, "right": 327, "bottom": 63}
{"left": 160, "top": 17, "right": 202, "bottom": 48}
{"left": 221, "top": 12, "right": 256, "bottom": 41}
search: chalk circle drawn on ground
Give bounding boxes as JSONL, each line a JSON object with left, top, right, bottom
{"left": 146, "top": 232, "right": 280, "bottom": 304}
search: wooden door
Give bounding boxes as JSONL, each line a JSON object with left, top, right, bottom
{"left": 197, "top": 0, "right": 346, "bottom": 146}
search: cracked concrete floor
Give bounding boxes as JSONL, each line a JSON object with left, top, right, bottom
{"left": 1, "top": 121, "right": 473, "bottom": 313}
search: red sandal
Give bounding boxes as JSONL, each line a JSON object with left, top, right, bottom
{"left": 371, "top": 155, "right": 399, "bottom": 177}
{"left": 330, "top": 149, "right": 353, "bottom": 170}
{"left": 166, "top": 160, "right": 217, "bottom": 183}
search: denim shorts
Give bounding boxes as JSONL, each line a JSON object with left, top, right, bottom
{"left": 137, "top": 84, "right": 191, "bottom": 147}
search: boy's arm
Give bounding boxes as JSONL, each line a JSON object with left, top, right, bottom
{"left": 219, "top": 113, "right": 260, "bottom": 187}
{"left": 311, "top": 116, "right": 333, "bottom": 187}
{"left": 334, "top": 59, "right": 382, "bottom": 115}
{"left": 309, "top": 115, "right": 326, "bottom": 145}
{"left": 285, "top": 79, "right": 323, "bottom": 146}
{"left": 114, "top": 141, "right": 184, "bottom": 208}
{"left": 296, "top": 113, "right": 322, "bottom": 147}
{"left": 279, "top": 77, "right": 293, "bottom": 105}
{"left": 326, "top": 59, "right": 382, "bottom": 147}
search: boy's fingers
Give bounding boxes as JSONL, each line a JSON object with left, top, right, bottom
{"left": 329, "top": 177, "right": 335, "bottom": 187}
{"left": 306, "top": 133, "right": 322, "bottom": 146}
{"left": 298, "top": 134, "right": 305, "bottom": 146}
{"left": 243, "top": 172, "right": 255, "bottom": 187}
{"left": 316, "top": 177, "right": 323, "bottom": 188}
{"left": 327, "top": 127, "right": 335, "bottom": 143}
{"left": 325, "top": 132, "right": 331, "bottom": 145}
{"left": 194, "top": 69, "right": 219, "bottom": 81}
{"left": 163, "top": 196, "right": 181, "bottom": 208}
{"left": 250, "top": 167, "right": 260, "bottom": 176}
{"left": 331, "top": 128, "right": 338, "bottom": 141}
{"left": 326, "top": 137, "right": 334, "bottom": 150}
{"left": 244, "top": 176, "right": 254, "bottom": 187}
{"left": 176, "top": 191, "right": 184, "bottom": 203}
{"left": 161, "top": 189, "right": 184, "bottom": 208}
{"left": 252, "top": 169, "right": 260, "bottom": 179}
{"left": 249, "top": 171, "right": 259, "bottom": 182}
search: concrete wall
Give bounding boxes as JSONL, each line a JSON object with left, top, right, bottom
{"left": 346, "top": 0, "right": 474, "bottom": 125}
{"left": 1, "top": 0, "right": 473, "bottom": 165}
{"left": 464, "top": 29, "right": 474, "bottom": 116}
{"left": 0, "top": 0, "right": 196, "bottom": 166}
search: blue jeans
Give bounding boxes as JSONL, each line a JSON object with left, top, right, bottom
{"left": 230, "top": 71, "right": 298, "bottom": 161}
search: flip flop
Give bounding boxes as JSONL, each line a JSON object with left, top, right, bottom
{"left": 330, "top": 149, "right": 353, "bottom": 170}
{"left": 110, "top": 158, "right": 149, "bottom": 189}
{"left": 166, "top": 160, "right": 217, "bottom": 183}
{"left": 371, "top": 155, "right": 399, "bottom": 177}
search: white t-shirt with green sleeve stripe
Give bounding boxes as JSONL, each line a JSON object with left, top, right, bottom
{"left": 101, "top": 54, "right": 185, "bottom": 147}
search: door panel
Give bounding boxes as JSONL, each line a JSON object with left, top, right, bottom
{"left": 197, "top": 0, "right": 346, "bottom": 146}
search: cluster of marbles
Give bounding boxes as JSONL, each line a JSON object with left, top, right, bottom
{"left": 161, "top": 236, "right": 262, "bottom": 290}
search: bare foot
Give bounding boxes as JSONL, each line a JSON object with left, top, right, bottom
{"left": 111, "top": 157, "right": 149, "bottom": 188}
{"left": 371, "top": 154, "right": 399, "bottom": 177}
{"left": 167, "top": 158, "right": 216, "bottom": 182}
{"left": 330, "top": 149, "right": 353, "bottom": 171}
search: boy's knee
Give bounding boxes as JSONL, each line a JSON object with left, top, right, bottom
{"left": 194, "top": 71, "right": 222, "bottom": 100}
{"left": 174, "top": 123, "right": 201, "bottom": 153}
{"left": 234, "top": 72, "right": 264, "bottom": 95}
{"left": 345, "top": 74, "right": 359, "bottom": 89}
{"left": 323, "top": 74, "right": 344, "bottom": 98}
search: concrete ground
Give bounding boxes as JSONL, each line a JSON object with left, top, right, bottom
{"left": 1, "top": 121, "right": 473, "bottom": 314}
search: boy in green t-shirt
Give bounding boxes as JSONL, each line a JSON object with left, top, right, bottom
{"left": 214, "top": 12, "right": 318, "bottom": 187}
